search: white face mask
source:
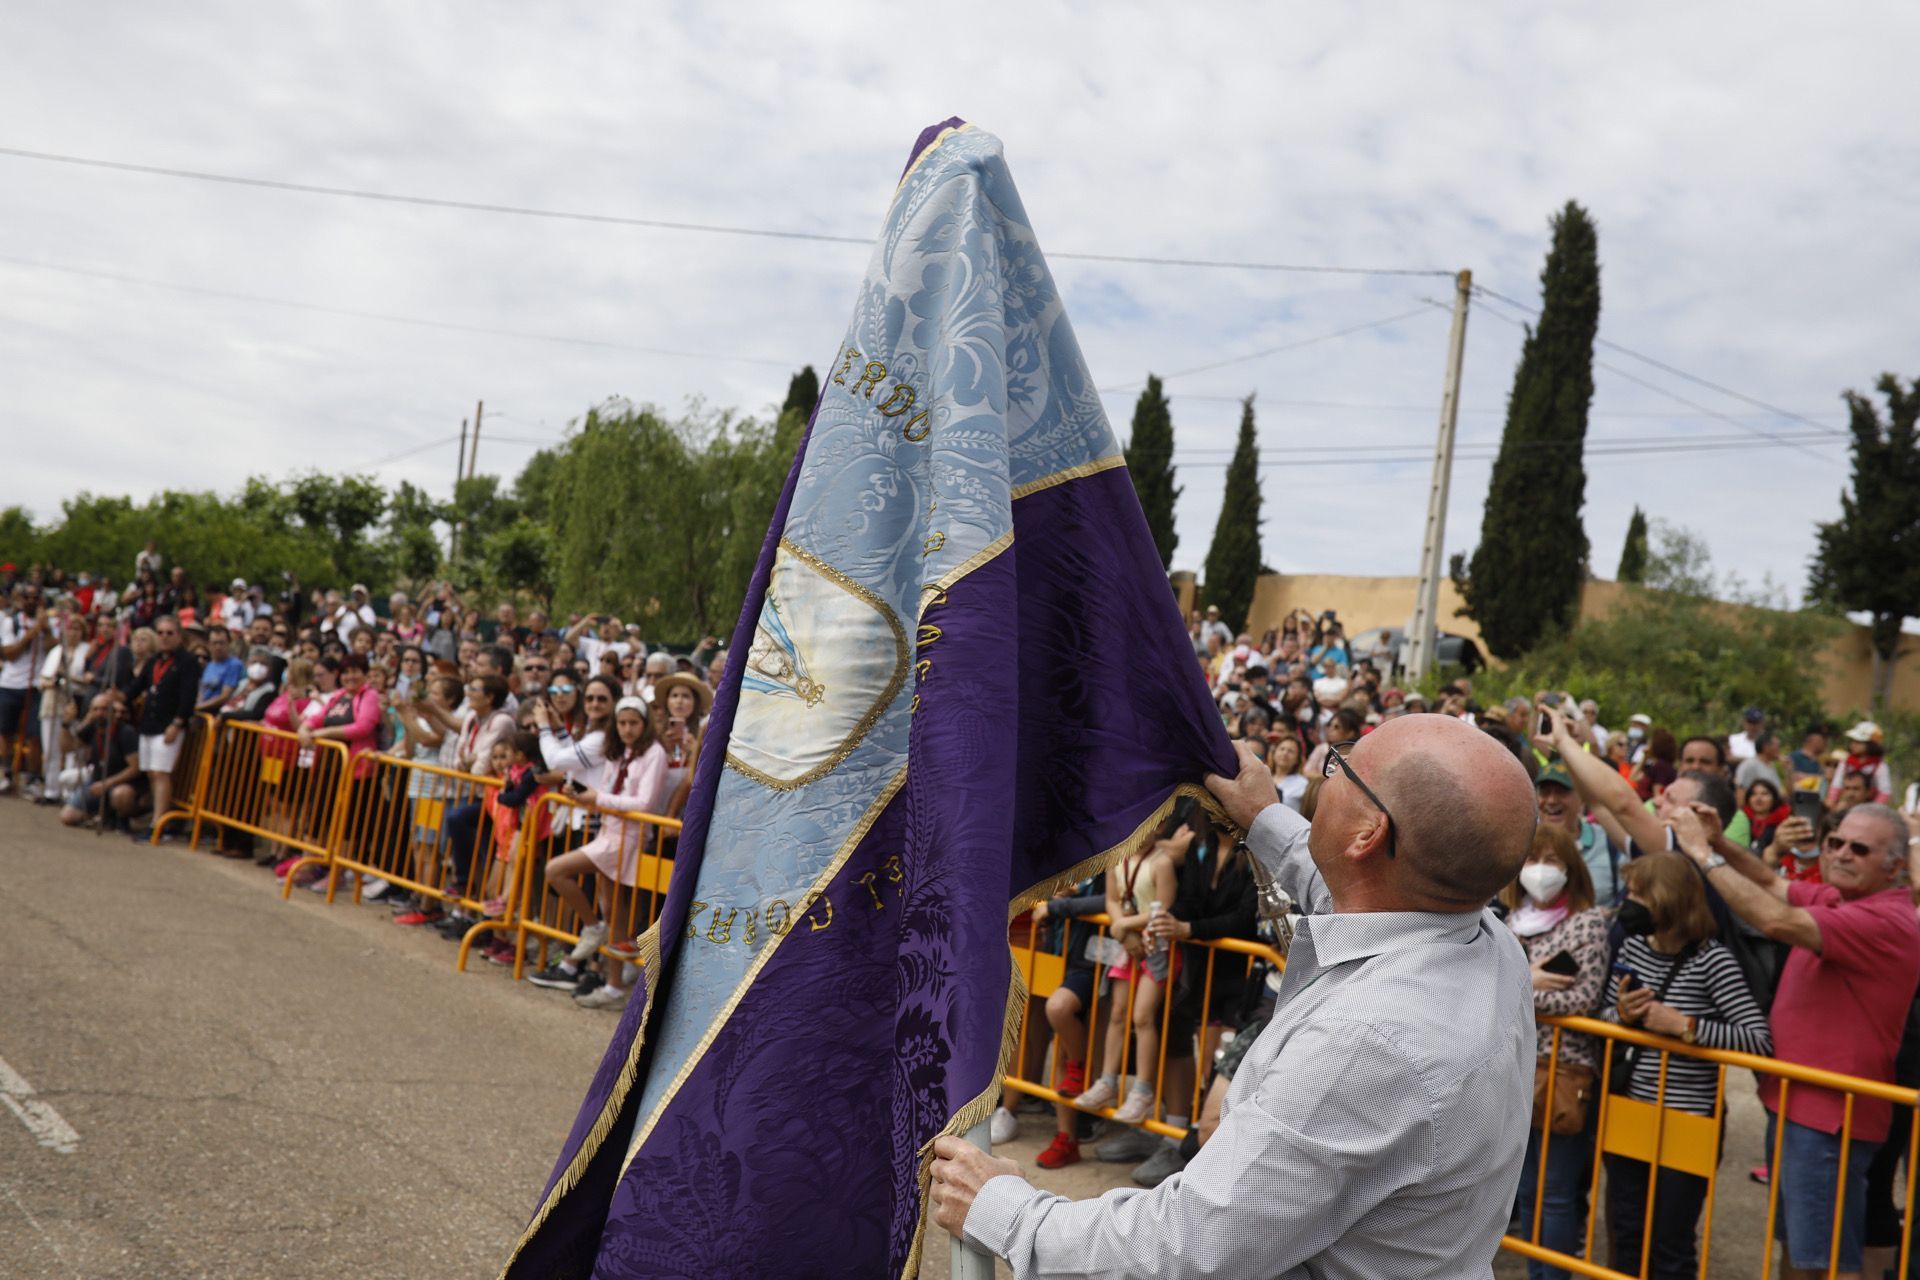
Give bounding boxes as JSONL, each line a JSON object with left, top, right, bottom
{"left": 1519, "top": 862, "right": 1569, "bottom": 904}
{"left": 1627, "top": 727, "right": 1645, "bottom": 741}
{"left": 247, "top": 662, "right": 270, "bottom": 682}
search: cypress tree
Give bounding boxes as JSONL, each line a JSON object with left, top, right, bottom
{"left": 1809, "top": 375, "right": 1920, "bottom": 707}
{"left": 1202, "top": 396, "right": 1264, "bottom": 631}
{"left": 1124, "top": 374, "right": 1180, "bottom": 569}
{"left": 1453, "top": 202, "right": 1601, "bottom": 657}
{"left": 1617, "top": 506, "right": 1649, "bottom": 583}
{"left": 781, "top": 366, "right": 820, "bottom": 423}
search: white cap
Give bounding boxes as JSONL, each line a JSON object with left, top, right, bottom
{"left": 1313, "top": 677, "right": 1349, "bottom": 703}
{"left": 614, "top": 696, "right": 649, "bottom": 716}
{"left": 231, "top": 577, "right": 247, "bottom": 590}
{"left": 1629, "top": 713, "right": 1653, "bottom": 727}
{"left": 1847, "top": 720, "right": 1881, "bottom": 743}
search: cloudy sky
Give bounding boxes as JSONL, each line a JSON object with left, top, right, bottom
{"left": 4, "top": 2, "right": 1916, "bottom": 602}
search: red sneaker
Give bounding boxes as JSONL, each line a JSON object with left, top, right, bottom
{"left": 1059, "top": 1060, "right": 1087, "bottom": 1099}
{"left": 1035, "top": 1132, "right": 1081, "bottom": 1170}
{"left": 274, "top": 856, "right": 303, "bottom": 879}
{"left": 394, "top": 908, "right": 445, "bottom": 927}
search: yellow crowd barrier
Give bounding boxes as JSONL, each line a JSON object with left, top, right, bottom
{"left": 1001, "top": 908, "right": 1285, "bottom": 1141}
{"left": 145, "top": 711, "right": 217, "bottom": 842}
{"left": 185, "top": 717, "right": 354, "bottom": 873}
{"left": 510, "top": 791, "right": 681, "bottom": 980}
{"left": 1508, "top": 1012, "right": 1920, "bottom": 1280}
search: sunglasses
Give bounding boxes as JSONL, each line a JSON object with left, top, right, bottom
{"left": 1823, "top": 834, "right": 1882, "bottom": 859}
{"left": 549, "top": 683, "right": 576, "bottom": 695}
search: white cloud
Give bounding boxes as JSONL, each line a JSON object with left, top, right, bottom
{"left": 2, "top": 0, "right": 1915, "bottom": 607}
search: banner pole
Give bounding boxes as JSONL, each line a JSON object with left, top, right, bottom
{"left": 948, "top": 1118, "right": 996, "bottom": 1280}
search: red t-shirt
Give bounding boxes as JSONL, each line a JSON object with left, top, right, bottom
{"left": 1763, "top": 882, "right": 1920, "bottom": 1142}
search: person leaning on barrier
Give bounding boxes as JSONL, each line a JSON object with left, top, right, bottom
{"left": 1598, "top": 850, "right": 1772, "bottom": 1280}
{"left": 932, "top": 713, "right": 1539, "bottom": 1279}
{"left": 59, "top": 692, "right": 143, "bottom": 829}
{"left": 1667, "top": 802, "right": 1920, "bottom": 1280}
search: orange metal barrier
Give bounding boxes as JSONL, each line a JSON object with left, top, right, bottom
{"left": 150, "top": 712, "right": 217, "bottom": 841}
{"left": 1001, "top": 908, "right": 1284, "bottom": 1141}
{"left": 322, "top": 752, "right": 506, "bottom": 944}
{"left": 1506, "top": 1013, "right": 1920, "bottom": 1280}
{"left": 509, "top": 791, "right": 681, "bottom": 980}
{"left": 185, "top": 718, "right": 354, "bottom": 878}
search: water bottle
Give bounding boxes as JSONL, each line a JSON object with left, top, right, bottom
{"left": 1148, "top": 900, "right": 1165, "bottom": 955}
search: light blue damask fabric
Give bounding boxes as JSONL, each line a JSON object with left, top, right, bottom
{"left": 628, "top": 124, "right": 1124, "bottom": 1152}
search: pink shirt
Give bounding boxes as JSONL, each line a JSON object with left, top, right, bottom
{"left": 1763, "top": 882, "right": 1920, "bottom": 1142}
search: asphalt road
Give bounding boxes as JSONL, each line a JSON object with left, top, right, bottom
{"left": 0, "top": 801, "right": 1798, "bottom": 1279}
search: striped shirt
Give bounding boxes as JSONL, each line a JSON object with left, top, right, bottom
{"left": 1602, "top": 937, "right": 1772, "bottom": 1115}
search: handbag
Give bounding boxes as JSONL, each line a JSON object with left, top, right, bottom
{"left": 1532, "top": 1059, "right": 1595, "bottom": 1136}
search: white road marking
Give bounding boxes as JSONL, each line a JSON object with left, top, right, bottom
{"left": 0, "top": 1054, "right": 79, "bottom": 1154}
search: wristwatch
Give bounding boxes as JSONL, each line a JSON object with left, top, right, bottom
{"left": 1699, "top": 853, "right": 1727, "bottom": 873}
{"left": 1681, "top": 1016, "right": 1699, "bottom": 1045}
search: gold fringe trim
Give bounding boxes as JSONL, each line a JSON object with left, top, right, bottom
{"left": 1010, "top": 454, "right": 1127, "bottom": 502}
{"left": 616, "top": 766, "right": 912, "bottom": 1181}
{"left": 898, "top": 780, "right": 1242, "bottom": 1278}
{"left": 900, "top": 943, "right": 1031, "bottom": 1280}
{"left": 496, "top": 921, "right": 664, "bottom": 1278}
{"left": 893, "top": 122, "right": 974, "bottom": 198}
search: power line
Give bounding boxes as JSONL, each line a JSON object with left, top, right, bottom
{"left": 358, "top": 433, "right": 460, "bottom": 470}
{"left": 1455, "top": 293, "right": 1833, "bottom": 463}
{"left": 1471, "top": 283, "right": 1844, "bottom": 437}
{"left": 1094, "top": 388, "right": 1837, "bottom": 419}
{"left": 1100, "top": 306, "right": 1435, "bottom": 393}
{"left": 0, "top": 144, "right": 1454, "bottom": 278}
{"left": 0, "top": 254, "right": 800, "bottom": 368}
{"left": 1170, "top": 431, "right": 1843, "bottom": 469}
{"left": 1172, "top": 427, "right": 1841, "bottom": 457}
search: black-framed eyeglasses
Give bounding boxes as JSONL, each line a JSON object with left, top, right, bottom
{"left": 1322, "top": 740, "right": 1397, "bottom": 858}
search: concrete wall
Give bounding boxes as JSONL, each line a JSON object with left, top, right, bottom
{"left": 1233, "top": 571, "right": 1920, "bottom": 715}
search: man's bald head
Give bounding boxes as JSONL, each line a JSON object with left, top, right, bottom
{"left": 1346, "top": 715, "right": 1537, "bottom": 910}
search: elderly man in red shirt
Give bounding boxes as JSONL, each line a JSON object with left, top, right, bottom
{"left": 1670, "top": 802, "right": 1920, "bottom": 1280}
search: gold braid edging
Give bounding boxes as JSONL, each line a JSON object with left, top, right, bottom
{"left": 897, "top": 780, "right": 1241, "bottom": 1279}
{"left": 496, "top": 923, "right": 663, "bottom": 1278}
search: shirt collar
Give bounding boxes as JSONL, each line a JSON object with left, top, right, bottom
{"left": 1297, "top": 908, "right": 1486, "bottom": 971}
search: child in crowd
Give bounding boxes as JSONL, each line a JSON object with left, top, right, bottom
{"left": 1073, "top": 817, "right": 1182, "bottom": 1125}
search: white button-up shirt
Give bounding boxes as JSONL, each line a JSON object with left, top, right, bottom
{"left": 965, "top": 802, "right": 1535, "bottom": 1279}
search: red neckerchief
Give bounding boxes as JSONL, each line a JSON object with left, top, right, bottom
{"left": 152, "top": 654, "right": 175, "bottom": 686}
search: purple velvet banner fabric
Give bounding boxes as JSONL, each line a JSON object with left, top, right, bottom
{"left": 499, "top": 120, "right": 1235, "bottom": 1279}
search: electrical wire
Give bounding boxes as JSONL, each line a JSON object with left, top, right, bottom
{"left": 1471, "top": 283, "right": 1844, "bottom": 437}
{"left": 0, "top": 144, "right": 1454, "bottom": 278}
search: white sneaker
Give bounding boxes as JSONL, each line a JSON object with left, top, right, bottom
{"left": 989, "top": 1106, "right": 1019, "bottom": 1146}
{"left": 568, "top": 920, "right": 609, "bottom": 963}
{"left": 362, "top": 878, "right": 392, "bottom": 900}
{"left": 1113, "top": 1085, "right": 1155, "bottom": 1126}
{"left": 1073, "top": 1078, "right": 1119, "bottom": 1112}
{"left": 0, "top": 775, "right": 12, "bottom": 794}
{"left": 575, "top": 984, "right": 629, "bottom": 1011}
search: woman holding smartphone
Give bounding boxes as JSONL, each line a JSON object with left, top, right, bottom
{"left": 1501, "top": 823, "right": 1610, "bottom": 1280}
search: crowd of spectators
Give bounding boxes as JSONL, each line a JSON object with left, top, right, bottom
{"left": 11, "top": 553, "right": 1920, "bottom": 1275}
{"left": 0, "top": 547, "right": 724, "bottom": 1014}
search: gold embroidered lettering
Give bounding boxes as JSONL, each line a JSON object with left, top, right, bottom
{"left": 805, "top": 893, "right": 834, "bottom": 932}
{"left": 831, "top": 347, "right": 860, "bottom": 386}
{"left": 923, "top": 532, "right": 946, "bottom": 556}
{"left": 902, "top": 409, "right": 931, "bottom": 442}
{"left": 876, "top": 384, "right": 917, "bottom": 418}
{"left": 884, "top": 854, "right": 903, "bottom": 883}
{"left": 706, "top": 906, "right": 739, "bottom": 945}
{"left": 916, "top": 624, "right": 942, "bottom": 649}
{"left": 857, "top": 870, "right": 886, "bottom": 911}
{"left": 765, "top": 899, "right": 794, "bottom": 937}
{"left": 916, "top": 659, "right": 932, "bottom": 681}
{"left": 909, "top": 693, "right": 921, "bottom": 715}
{"left": 852, "top": 361, "right": 888, "bottom": 399}
{"left": 686, "top": 901, "right": 709, "bottom": 940}
{"left": 744, "top": 910, "right": 758, "bottom": 946}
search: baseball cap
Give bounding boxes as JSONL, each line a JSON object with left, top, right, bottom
{"left": 1847, "top": 720, "right": 1881, "bottom": 744}
{"left": 1535, "top": 763, "right": 1574, "bottom": 791}
{"left": 231, "top": 577, "right": 247, "bottom": 591}
{"left": 1629, "top": 713, "right": 1653, "bottom": 727}
{"left": 350, "top": 583, "right": 369, "bottom": 596}
{"left": 1743, "top": 706, "right": 1764, "bottom": 722}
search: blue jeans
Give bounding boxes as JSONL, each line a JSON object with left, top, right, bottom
{"left": 1517, "top": 1116, "right": 1595, "bottom": 1280}
{"left": 1767, "top": 1110, "right": 1880, "bottom": 1272}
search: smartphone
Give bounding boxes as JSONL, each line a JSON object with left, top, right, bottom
{"left": 1542, "top": 950, "right": 1579, "bottom": 977}
{"left": 1611, "top": 961, "right": 1635, "bottom": 984}
{"left": 564, "top": 779, "right": 587, "bottom": 796}
{"left": 1790, "top": 790, "right": 1824, "bottom": 827}
{"left": 1537, "top": 710, "right": 1553, "bottom": 738}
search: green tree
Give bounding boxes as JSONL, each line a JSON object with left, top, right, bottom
{"left": 1124, "top": 374, "right": 1180, "bottom": 570}
{"left": 1452, "top": 201, "right": 1602, "bottom": 657}
{"left": 1809, "top": 374, "right": 1920, "bottom": 707}
{"left": 0, "top": 507, "right": 40, "bottom": 564}
{"left": 1616, "top": 505, "right": 1649, "bottom": 583}
{"left": 486, "top": 517, "right": 555, "bottom": 608}
{"left": 1202, "top": 396, "right": 1263, "bottom": 631}
{"left": 780, "top": 365, "right": 820, "bottom": 423}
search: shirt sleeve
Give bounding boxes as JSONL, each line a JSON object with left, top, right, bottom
{"left": 1692, "top": 947, "right": 1773, "bottom": 1055}
{"left": 1803, "top": 891, "right": 1917, "bottom": 972}
{"left": 1246, "top": 802, "right": 1329, "bottom": 915}
{"left": 965, "top": 1018, "right": 1434, "bottom": 1279}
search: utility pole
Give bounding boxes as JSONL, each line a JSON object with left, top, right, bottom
{"left": 1405, "top": 269, "right": 1472, "bottom": 685}
{"left": 467, "top": 399, "right": 484, "bottom": 480}
{"left": 451, "top": 417, "right": 468, "bottom": 564}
